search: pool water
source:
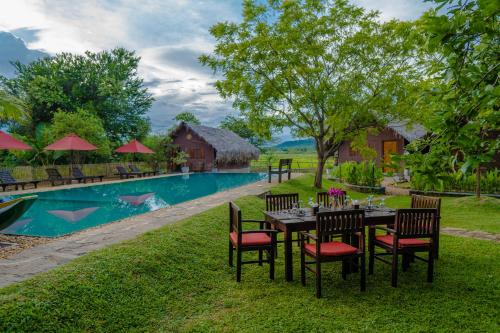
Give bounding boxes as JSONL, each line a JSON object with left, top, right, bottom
{"left": 3, "top": 173, "right": 265, "bottom": 237}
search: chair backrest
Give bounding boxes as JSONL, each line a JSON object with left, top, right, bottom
{"left": 0, "top": 170, "right": 16, "bottom": 183}
{"left": 278, "top": 159, "right": 292, "bottom": 171}
{"left": 116, "top": 166, "right": 128, "bottom": 174}
{"left": 395, "top": 208, "right": 437, "bottom": 238}
{"left": 411, "top": 195, "right": 441, "bottom": 218}
{"left": 316, "top": 210, "right": 365, "bottom": 241}
{"left": 46, "top": 168, "right": 62, "bottom": 180}
{"left": 129, "top": 164, "right": 140, "bottom": 172}
{"left": 265, "top": 193, "right": 299, "bottom": 211}
{"left": 72, "top": 166, "right": 84, "bottom": 178}
{"left": 229, "top": 201, "right": 242, "bottom": 234}
{"left": 316, "top": 191, "right": 347, "bottom": 207}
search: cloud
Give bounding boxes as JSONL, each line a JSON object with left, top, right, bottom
{"left": 0, "top": 0, "right": 433, "bottom": 136}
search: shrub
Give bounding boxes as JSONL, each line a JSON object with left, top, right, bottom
{"left": 410, "top": 169, "right": 500, "bottom": 194}
{"left": 331, "top": 161, "right": 383, "bottom": 187}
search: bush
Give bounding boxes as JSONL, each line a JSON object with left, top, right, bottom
{"left": 331, "top": 161, "right": 383, "bottom": 187}
{"left": 410, "top": 169, "right": 500, "bottom": 194}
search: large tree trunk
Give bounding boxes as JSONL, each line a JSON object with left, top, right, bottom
{"left": 476, "top": 165, "right": 481, "bottom": 198}
{"left": 314, "top": 154, "right": 326, "bottom": 189}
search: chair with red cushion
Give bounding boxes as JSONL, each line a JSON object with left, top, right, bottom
{"left": 368, "top": 208, "right": 438, "bottom": 287}
{"left": 300, "top": 210, "right": 366, "bottom": 298}
{"left": 228, "top": 202, "right": 277, "bottom": 282}
{"left": 411, "top": 195, "right": 441, "bottom": 258}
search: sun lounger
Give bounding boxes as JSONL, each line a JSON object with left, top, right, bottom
{"left": 115, "top": 165, "right": 143, "bottom": 179}
{"left": 46, "top": 168, "right": 81, "bottom": 186}
{"left": 72, "top": 166, "right": 104, "bottom": 183}
{"left": 129, "top": 164, "right": 158, "bottom": 176}
{"left": 0, "top": 170, "right": 41, "bottom": 191}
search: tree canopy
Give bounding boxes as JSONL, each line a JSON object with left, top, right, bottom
{"left": 201, "top": 0, "right": 427, "bottom": 187}
{"left": 219, "top": 115, "right": 264, "bottom": 148}
{"left": 1, "top": 48, "right": 153, "bottom": 142}
{"left": 173, "top": 112, "right": 201, "bottom": 125}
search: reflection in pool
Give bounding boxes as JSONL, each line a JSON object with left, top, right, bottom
{"left": 4, "top": 172, "right": 265, "bottom": 237}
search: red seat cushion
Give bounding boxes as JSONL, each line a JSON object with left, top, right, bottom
{"left": 230, "top": 231, "right": 272, "bottom": 246}
{"left": 375, "top": 235, "right": 430, "bottom": 248}
{"left": 304, "top": 241, "right": 358, "bottom": 257}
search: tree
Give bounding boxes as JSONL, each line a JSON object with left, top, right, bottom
{"left": 174, "top": 112, "right": 201, "bottom": 125}
{"left": 0, "top": 89, "right": 27, "bottom": 122}
{"left": 1, "top": 48, "right": 153, "bottom": 142}
{"left": 50, "top": 109, "right": 112, "bottom": 159}
{"left": 219, "top": 114, "right": 264, "bottom": 148}
{"left": 415, "top": 0, "right": 500, "bottom": 197}
{"left": 201, "top": 0, "right": 425, "bottom": 187}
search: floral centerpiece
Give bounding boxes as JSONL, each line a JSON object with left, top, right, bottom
{"left": 327, "top": 187, "right": 345, "bottom": 209}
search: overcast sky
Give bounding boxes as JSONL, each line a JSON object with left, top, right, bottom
{"left": 0, "top": 0, "right": 433, "bottom": 138}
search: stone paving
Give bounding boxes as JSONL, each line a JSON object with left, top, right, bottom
{"left": 0, "top": 175, "right": 282, "bottom": 288}
{"left": 441, "top": 227, "right": 500, "bottom": 242}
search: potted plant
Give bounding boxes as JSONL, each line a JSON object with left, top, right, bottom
{"left": 173, "top": 151, "right": 189, "bottom": 173}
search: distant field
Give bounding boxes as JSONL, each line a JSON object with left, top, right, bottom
{"left": 251, "top": 152, "right": 335, "bottom": 170}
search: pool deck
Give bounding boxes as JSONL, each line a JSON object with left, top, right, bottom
{"left": 0, "top": 174, "right": 291, "bottom": 288}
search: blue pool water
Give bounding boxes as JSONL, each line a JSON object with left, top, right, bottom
{"left": 3, "top": 173, "right": 265, "bottom": 237}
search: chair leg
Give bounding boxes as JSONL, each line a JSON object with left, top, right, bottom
{"left": 315, "top": 260, "right": 322, "bottom": 298}
{"left": 300, "top": 247, "right": 306, "bottom": 286}
{"left": 269, "top": 248, "right": 275, "bottom": 280}
{"left": 435, "top": 220, "right": 440, "bottom": 259}
{"left": 391, "top": 251, "right": 398, "bottom": 288}
{"left": 258, "top": 249, "right": 263, "bottom": 266}
{"left": 402, "top": 253, "right": 410, "bottom": 272}
{"left": 360, "top": 253, "right": 366, "bottom": 292}
{"left": 228, "top": 241, "right": 233, "bottom": 267}
{"left": 368, "top": 229, "right": 375, "bottom": 275}
{"left": 236, "top": 249, "right": 242, "bottom": 282}
{"left": 342, "top": 259, "right": 347, "bottom": 280}
{"left": 427, "top": 249, "right": 434, "bottom": 283}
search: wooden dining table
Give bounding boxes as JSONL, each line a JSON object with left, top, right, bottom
{"left": 263, "top": 207, "right": 396, "bottom": 281}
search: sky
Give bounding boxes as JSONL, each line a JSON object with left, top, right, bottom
{"left": 0, "top": 0, "right": 433, "bottom": 140}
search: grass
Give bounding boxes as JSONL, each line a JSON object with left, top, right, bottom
{"left": 251, "top": 152, "right": 335, "bottom": 170}
{"left": 0, "top": 175, "right": 499, "bottom": 332}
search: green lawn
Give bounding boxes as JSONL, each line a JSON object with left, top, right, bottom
{"left": 251, "top": 152, "right": 335, "bottom": 170}
{"left": 0, "top": 175, "right": 499, "bottom": 332}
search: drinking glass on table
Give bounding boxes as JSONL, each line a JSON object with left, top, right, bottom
{"left": 379, "top": 198, "right": 385, "bottom": 209}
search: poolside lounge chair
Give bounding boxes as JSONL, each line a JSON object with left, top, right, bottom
{"left": 115, "top": 165, "right": 143, "bottom": 179}
{"left": 129, "top": 164, "right": 158, "bottom": 177}
{"left": 46, "top": 168, "right": 81, "bottom": 186}
{"left": 0, "top": 170, "right": 40, "bottom": 192}
{"left": 71, "top": 166, "right": 104, "bottom": 183}
{"left": 268, "top": 159, "right": 292, "bottom": 183}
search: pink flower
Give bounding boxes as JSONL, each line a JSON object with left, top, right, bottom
{"left": 327, "top": 188, "right": 345, "bottom": 197}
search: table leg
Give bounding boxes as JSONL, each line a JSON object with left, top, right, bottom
{"left": 284, "top": 228, "right": 293, "bottom": 281}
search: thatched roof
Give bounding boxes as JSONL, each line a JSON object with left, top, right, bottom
{"left": 387, "top": 121, "right": 426, "bottom": 142}
{"left": 171, "top": 122, "right": 260, "bottom": 163}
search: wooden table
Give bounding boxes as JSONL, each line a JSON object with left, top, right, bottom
{"left": 264, "top": 207, "right": 396, "bottom": 281}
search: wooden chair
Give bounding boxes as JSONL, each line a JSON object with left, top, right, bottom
{"left": 316, "top": 191, "right": 347, "bottom": 208}
{"left": 300, "top": 210, "right": 366, "bottom": 298}
{"left": 0, "top": 170, "right": 40, "bottom": 191}
{"left": 129, "top": 164, "right": 158, "bottom": 177}
{"left": 368, "top": 208, "right": 437, "bottom": 287}
{"left": 72, "top": 166, "right": 104, "bottom": 183}
{"left": 411, "top": 195, "right": 441, "bottom": 258}
{"left": 265, "top": 193, "right": 302, "bottom": 249}
{"left": 228, "top": 202, "right": 277, "bottom": 282}
{"left": 268, "top": 159, "right": 292, "bottom": 183}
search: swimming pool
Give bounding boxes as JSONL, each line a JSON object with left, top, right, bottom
{"left": 2, "top": 172, "right": 265, "bottom": 237}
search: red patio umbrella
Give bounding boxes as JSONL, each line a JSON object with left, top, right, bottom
{"left": 115, "top": 139, "right": 154, "bottom": 154}
{"left": 44, "top": 133, "right": 97, "bottom": 151}
{"left": 0, "top": 130, "right": 32, "bottom": 150}
{"left": 44, "top": 133, "right": 98, "bottom": 175}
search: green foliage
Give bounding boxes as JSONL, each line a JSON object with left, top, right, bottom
{"left": 201, "top": 0, "right": 427, "bottom": 187}
{"left": 50, "top": 109, "right": 111, "bottom": 159}
{"left": 1, "top": 48, "right": 153, "bottom": 142}
{"left": 331, "top": 161, "right": 383, "bottom": 187}
{"left": 0, "top": 89, "right": 27, "bottom": 122}
{"left": 141, "top": 134, "right": 183, "bottom": 171}
{"left": 408, "top": 0, "right": 500, "bottom": 195}
{"left": 173, "top": 112, "right": 200, "bottom": 125}
{"left": 410, "top": 169, "right": 500, "bottom": 194}
{"left": 172, "top": 150, "right": 188, "bottom": 166}
{"left": 219, "top": 114, "right": 263, "bottom": 148}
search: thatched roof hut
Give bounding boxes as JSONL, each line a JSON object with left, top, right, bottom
{"left": 171, "top": 122, "right": 260, "bottom": 170}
